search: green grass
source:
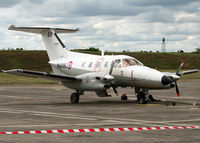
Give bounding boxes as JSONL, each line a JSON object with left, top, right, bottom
{"left": 0, "top": 51, "right": 199, "bottom": 84}
{"left": 0, "top": 73, "right": 57, "bottom": 85}
{"left": 0, "top": 51, "right": 200, "bottom": 71}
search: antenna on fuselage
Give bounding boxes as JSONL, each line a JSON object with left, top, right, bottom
{"left": 101, "top": 49, "right": 104, "bottom": 56}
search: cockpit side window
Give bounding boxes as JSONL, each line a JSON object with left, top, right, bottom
{"left": 114, "top": 59, "right": 121, "bottom": 68}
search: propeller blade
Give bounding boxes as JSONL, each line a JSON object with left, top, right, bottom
{"left": 112, "top": 86, "right": 119, "bottom": 96}
{"left": 109, "top": 60, "right": 119, "bottom": 96}
{"left": 175, "top": 81, "right": 180, "bottom": 97}
{"left": 109, "top": 61, "right": 115, "bottom": 75}
{"left": 176, "top": 62, "right": 184, "bottom": 76}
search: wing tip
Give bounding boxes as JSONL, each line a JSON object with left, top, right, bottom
{"left": 2, "top": 69, "right": 22, "bottom": 73}
{"left": 8, "top": 25, "right": 16, "bottom": 30}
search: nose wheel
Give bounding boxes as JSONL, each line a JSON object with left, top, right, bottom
{"left": 137, "top": 92, "right": 147, "bottom": 104}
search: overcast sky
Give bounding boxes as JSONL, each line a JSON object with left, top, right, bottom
{"left": 0, "top": 0, "right": 200, "bottom": 52}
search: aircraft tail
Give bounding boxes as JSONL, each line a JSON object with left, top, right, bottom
{"left": 8, "top": 25, "right": 79, "bottom": 61}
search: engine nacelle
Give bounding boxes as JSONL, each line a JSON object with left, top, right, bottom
{"left": 76, "top": 72, "right": 114, "bottom": 91}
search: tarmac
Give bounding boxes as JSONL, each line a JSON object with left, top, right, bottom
{"left": 0, "top": 79, "right": 199, "bottom": 143}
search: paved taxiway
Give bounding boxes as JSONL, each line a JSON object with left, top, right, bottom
{"left": 0, "top": 79, "right": 199, "bottom": 143}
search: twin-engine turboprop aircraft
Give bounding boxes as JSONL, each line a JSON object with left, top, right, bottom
{"left": 3, "top": 25, "right": 199, "bottom": 104}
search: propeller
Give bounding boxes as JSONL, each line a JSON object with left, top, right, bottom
{"left": 170, "top": 62, "right": 198, "bottom": 97}
{"left": 109, "top": 60, "right": 119, "bottom": 96}
{"left": 109, "top": 61, "right": 115, "bottom": 75}
{"left": 176, "top": 62, "right": 184, "bottom": 76}
{"left": 174, "top": 62, "right": 184, "bottom": 97}
{"left": 174, "top": 81, "right": 180, "bottom": 97}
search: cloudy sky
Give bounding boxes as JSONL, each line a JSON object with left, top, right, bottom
{"left": 0, "top": 0, "right": 200, "bottom": 52}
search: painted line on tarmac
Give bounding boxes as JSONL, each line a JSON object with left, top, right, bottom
{"left": 0, "top": 108, "right": 198, "bottom": 127}
{"left": 0, "top": 125, "right": 199, "bottom": 135}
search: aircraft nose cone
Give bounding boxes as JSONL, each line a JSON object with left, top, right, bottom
{"left": 161, "top": 75, "right": 172, "bottom": 85}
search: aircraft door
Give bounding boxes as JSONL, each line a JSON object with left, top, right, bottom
{"left": 112, "top": 59, "right": 122, "bottom": 75}
{"left": 94, "top": 58, "right": 104, "bottom": 72}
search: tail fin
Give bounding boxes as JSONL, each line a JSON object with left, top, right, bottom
{"left": 8, "top": 25, "right": 79, "bottom": 61}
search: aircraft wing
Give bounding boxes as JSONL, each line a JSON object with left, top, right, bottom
{"left": 2, "top": 69, "right": 80, "bottom": 82}
{"left": 179, "top": 70, "right": 199, "bottom": 75}
{"left": 162, "top": 69, "right": 199, "bottom": 81}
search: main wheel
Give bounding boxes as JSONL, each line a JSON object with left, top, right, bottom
{"left": 70, "top": 93, "right": 79, "bottom": 104}
{"left": 137, "top": 92, "right": 146, "bottom": 104}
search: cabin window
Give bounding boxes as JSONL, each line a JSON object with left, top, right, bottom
{"left": 88, "top": 62, "right": 93, "bottom": 68}
{"left": 95, "top": 62, "right": 100, "bottom": 68}
{"left": 104, "top": 62, "right": 108, "bottom": 67}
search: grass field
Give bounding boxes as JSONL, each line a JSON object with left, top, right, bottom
{"left": 0, "top": 70, "right": 199, "bottom": 85}
{"left": 0, "top": 73, "right": 56, "bottom": 85}
{"left": 0, "top": 51, "right": 200, "bottom": 71}
{"left": 0, "top": 50, "right": 199, "bottom": 84}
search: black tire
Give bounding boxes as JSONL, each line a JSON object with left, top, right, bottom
{"left": 137, "top": 92, "right": 146, "bottom": 104}
{"left": 70, "top": 93, "right": 79, "bottom": 104}
{"left": 121, "top": 95, "right": 128, "bottom": 100}
{"left": 148, "top": 94, "right": 155, "bottom": 102}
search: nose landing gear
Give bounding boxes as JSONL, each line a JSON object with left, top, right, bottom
{"left": 135, "top": 88, "right": 155, "bottom": 104}
{"left": 137, "top": 92, "right": 146, "bottom": 104}
{"left": 70, "top": 90, "right": 84, "bottom": 104}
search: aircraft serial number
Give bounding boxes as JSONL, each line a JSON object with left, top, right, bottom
{"left": 57, "top": 64, "right": 67, "bottom": 68}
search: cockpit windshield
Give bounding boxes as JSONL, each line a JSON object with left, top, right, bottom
{"left": 122, "top": 58, "right": 142, "bottom": 67}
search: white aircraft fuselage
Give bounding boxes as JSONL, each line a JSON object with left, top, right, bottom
{"left": 49, "top": 51, "right": 169, "bottom": 91}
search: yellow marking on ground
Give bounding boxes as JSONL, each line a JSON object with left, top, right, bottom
{"left": 136, "top": 104, "right": 162, "bottom": 106}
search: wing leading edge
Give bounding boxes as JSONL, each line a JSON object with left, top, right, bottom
{"left": 2, "top": 69, "right": 79, "bottom": 82}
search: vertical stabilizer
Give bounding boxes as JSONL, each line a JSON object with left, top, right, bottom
{"left": 41, "top": 30, "right": 66, "bottom": 60}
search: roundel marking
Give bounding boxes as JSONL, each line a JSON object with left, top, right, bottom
{"left": 67, "top": 61, "right": 73, "bottom": 69}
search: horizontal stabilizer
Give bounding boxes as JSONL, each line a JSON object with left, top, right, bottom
{"left": 8, "top": 25, "right": 79, "bottom": 34}
{"left": 2, "top": 69, "right": 80, "bottom": 82}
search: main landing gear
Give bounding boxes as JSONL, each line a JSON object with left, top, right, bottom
{"left": 135, "top": 88, "right": 155, "bottom": 104}
{"left": 70, "top": 90, "right": 83, "bottom": 104}
{"left": 70, "top": 93, "right": 79, "bottom": 104}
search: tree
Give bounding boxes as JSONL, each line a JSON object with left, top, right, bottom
{"left": 180, "top": 50, "right": 184, "bottom": 53}
{"left": 195, "top": 47, "right": 200, "bottom": 53}
{"left": 88, "top": 47, "right": 99, "bottom": 52}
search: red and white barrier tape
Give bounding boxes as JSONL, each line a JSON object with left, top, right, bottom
{"left": 0, "top": 126, "right": 199, "bottom": 135}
